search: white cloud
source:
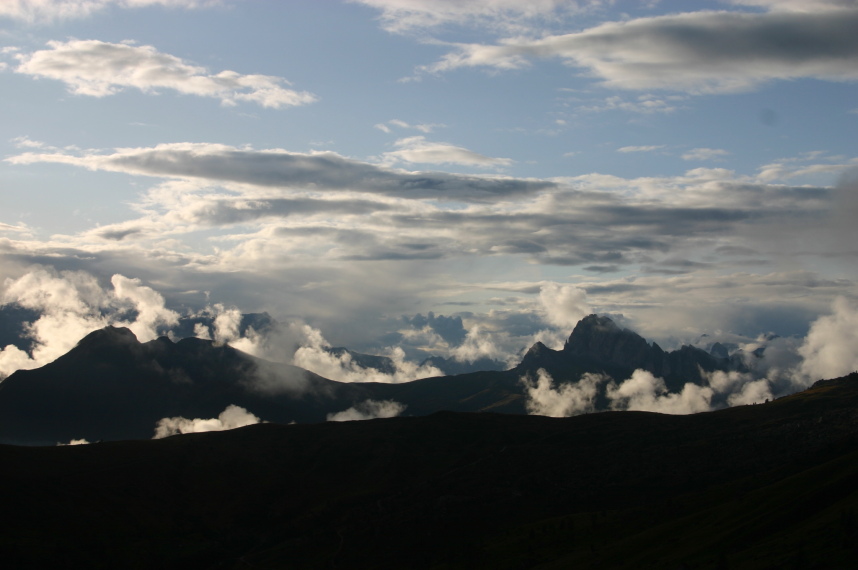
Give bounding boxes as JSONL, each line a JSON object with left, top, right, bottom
{"left": 521, "top": 368, "right": 606, "bottom": 417}
{"left": 618, "top": 145, "right": 666, "bottom": 153}
{"left": 578, "top": 95, "right": 680, "bottom": 114}
{"left": 57, "top": 438, "right": 90, "bottom": 445}
{"left": 419, "top": 7, "right": 858, "bottom": 93}
{"left": 607, "top": 369, "right": 716, "bottom": 415}
{"left": 16, "top": 40, "right": 316, "bottom": 109}
{"left": 326, "top": 399, "right": 406, "bottom": 422}
{"left": 538, "top": 282, "right": 590, "bottom": 330}
{"left": 0, "top": 0, "right": 216, "bottom": 23}
{"left": 798, "top": 296, "right": 858, "bottom": 382}
{"left": 0, "top": 268, "right": 180, "bottom": 379}
{"left": 350, "top": 0, "right": 592, "bottom": 34}
{"left": 291, "top": 323, "right": 443, "bottom": 383}
{"left": 153, "top": 404, "right": 261, "bottom": 438}
{"left": 111, "top": 274, "right": 179, "bottom": 342}
{"left": 682, "top": 148, "right": 731, "bottom": 161}
{"left": 382, "top": 136, "right": 513, "bottom": 167}
{"left": 376, "top": 119, "right": 444, "bottom": 133}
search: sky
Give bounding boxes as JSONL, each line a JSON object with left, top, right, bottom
{"left": 1, "top": 0, "right": 858, "bottom": 388}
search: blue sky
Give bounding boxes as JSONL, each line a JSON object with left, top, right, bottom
{"left": 1, "top": 0, "right": 857, "bottom": 381}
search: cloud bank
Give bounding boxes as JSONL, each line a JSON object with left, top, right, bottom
{"left": 419, "top": 5, "right": 858, "bottom": 93}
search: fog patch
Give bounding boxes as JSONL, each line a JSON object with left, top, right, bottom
{"left": 327, "top": 399, "right": 406, "bottom": 422}
{"left": 153, "top": 405, "right": 261, "bottom": 439}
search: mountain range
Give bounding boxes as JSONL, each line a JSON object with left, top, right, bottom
{"left": 0, "top": 314, "right": 761, "bottom": 444}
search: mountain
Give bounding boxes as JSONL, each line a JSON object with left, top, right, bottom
{"left": 1, "top": 374, "right": 856, "bottom": 569}
{"left": 0, "top": 326, "right": 527, "bottom": 444}
{"left": 0, "top": 315, "right": 763, "bottom": 444}
{"left": 517, "top": 314, "right": 739, "bottom": 391}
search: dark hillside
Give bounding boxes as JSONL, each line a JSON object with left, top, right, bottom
{"left": 1, "top": 373, "right": 856, "bottom": 569}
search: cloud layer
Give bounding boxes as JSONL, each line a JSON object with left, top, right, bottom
{"left": 419, "top": 5, "right": 858, "bottom": 93}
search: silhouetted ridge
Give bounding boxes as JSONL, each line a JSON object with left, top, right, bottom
{"left": 518, "top": 314, "right": 731, "bottom": 390}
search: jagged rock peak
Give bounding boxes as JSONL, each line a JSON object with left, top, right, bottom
{"left": 563, "top": 314, "right": 653, "bottom": 364}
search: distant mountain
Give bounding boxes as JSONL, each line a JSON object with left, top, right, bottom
{"left": 0, "top": 315, "right": 764, "bottom": 444}
{"left": 1, "top": 374, "right": 856, "bottom": 569}
{"left": 0, "top": 326, "right": 525, "bottom": 444}
{"left": 516, "top": 314, "right": 741, "bottom": 391}
{"left": 419, "top": 354, "right": 508, "bottom": 375}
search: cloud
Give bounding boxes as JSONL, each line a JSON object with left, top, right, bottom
{"left": 57, "top": 438, "right": 90, "bottom": 445}
{"left": 350, "top": 0, "right": 591, "bottom": 34}
{"left": 375, "top": 119, "right": 444, "bottom": 133}
{"left": 292, "top": 323, "right": 443, "bottom": 383}
{"left": 538, "top": 282, "right": 590, "bottom": 330}
{"left": 618, "top": 145, "right": 666, "bottom": 153}
{"left": 0, "top": 0, "right": 215, "bottom": 23}
{"left": 419, "top": 6, "right": 858, "bottom": 93}
{"left": 606, "top": 369, "right": 716, "bottom": 414}
{"left": 111, "top": 274, "right": 179, "bottom": 342}
{"left": 521, "top": 368, "right": 606, "bottom": 417}
{"left": 8, "top": 142, "right": 551, "bottom": 203}
{"left": 382, "top": 136, "right": 513, "bottom": 168}
{"left": 16, "top": 40, "right": 316, "bottom": 109}
{"left": 578, "top": 95, "right": 680, "bottom": 114}
{"left": 798, "top": 296, "right": 858, "bottom": 382}
{"left": 326, "top": 399, "right": 406, "bottom": 422}
{"left": 152, "top": 404, "right": 261, "bottom": 439}
{"left": 522, "top": 366, "right": 776, "bottom": 418}
{"left": 682, "top": 148, "right": 731, "bottom": 161}
{"left": 0, "top": 268, "right": 179, "bottom": 379}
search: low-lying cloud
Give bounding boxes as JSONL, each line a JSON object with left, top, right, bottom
{"left": 153, "top": 404, "right": 261, "bottom": 439}
{"left": 326, "top": 399, "right": 406, "bottom": 422}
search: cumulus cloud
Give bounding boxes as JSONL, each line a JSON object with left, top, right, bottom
{"left": 522, "top": 366, "right": 776, "bottom": 418}
{"left": 153, "top": 404, "right": 261, "bottom": 438}
{"left": 326, "top": 399, "right": 406, "bottom": 422}
{"left": 0, "top": 268, "right": 178, "bottom": 379}
{"left": 539, "top": 282, "right": 590, "bottom": 330}
{"left": 292, "top": 324, "right": 443, "bottom": 383}
{"left": 606, "top": 369, "right": 716, "bottom": 414}
{"left": 419, "top": 7, "right": 858, "bottom": 93}
{"left": 521, "top": 368, "right": 606, "bottom": 417}
{"left": 0, "top": 0, "right": 214, "bottom": 23}
{"left": 798, "top": 296, "right": 858, "bottom": 382}
{"left": 382, "top": 136, "right": 513, "bottom": 168}
{"left": 16, "top": 40, "right": 316, "bottom": 109}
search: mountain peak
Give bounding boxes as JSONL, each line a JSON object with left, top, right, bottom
{"left": 76, "top": 326, "right": 138, "bottom": 349}
{"left": 564, "top": 314, "right": 648, "bottom": 359}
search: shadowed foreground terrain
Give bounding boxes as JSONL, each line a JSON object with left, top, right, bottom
{"left": 2, "top": 374, "right": 857, "bottom": 569}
